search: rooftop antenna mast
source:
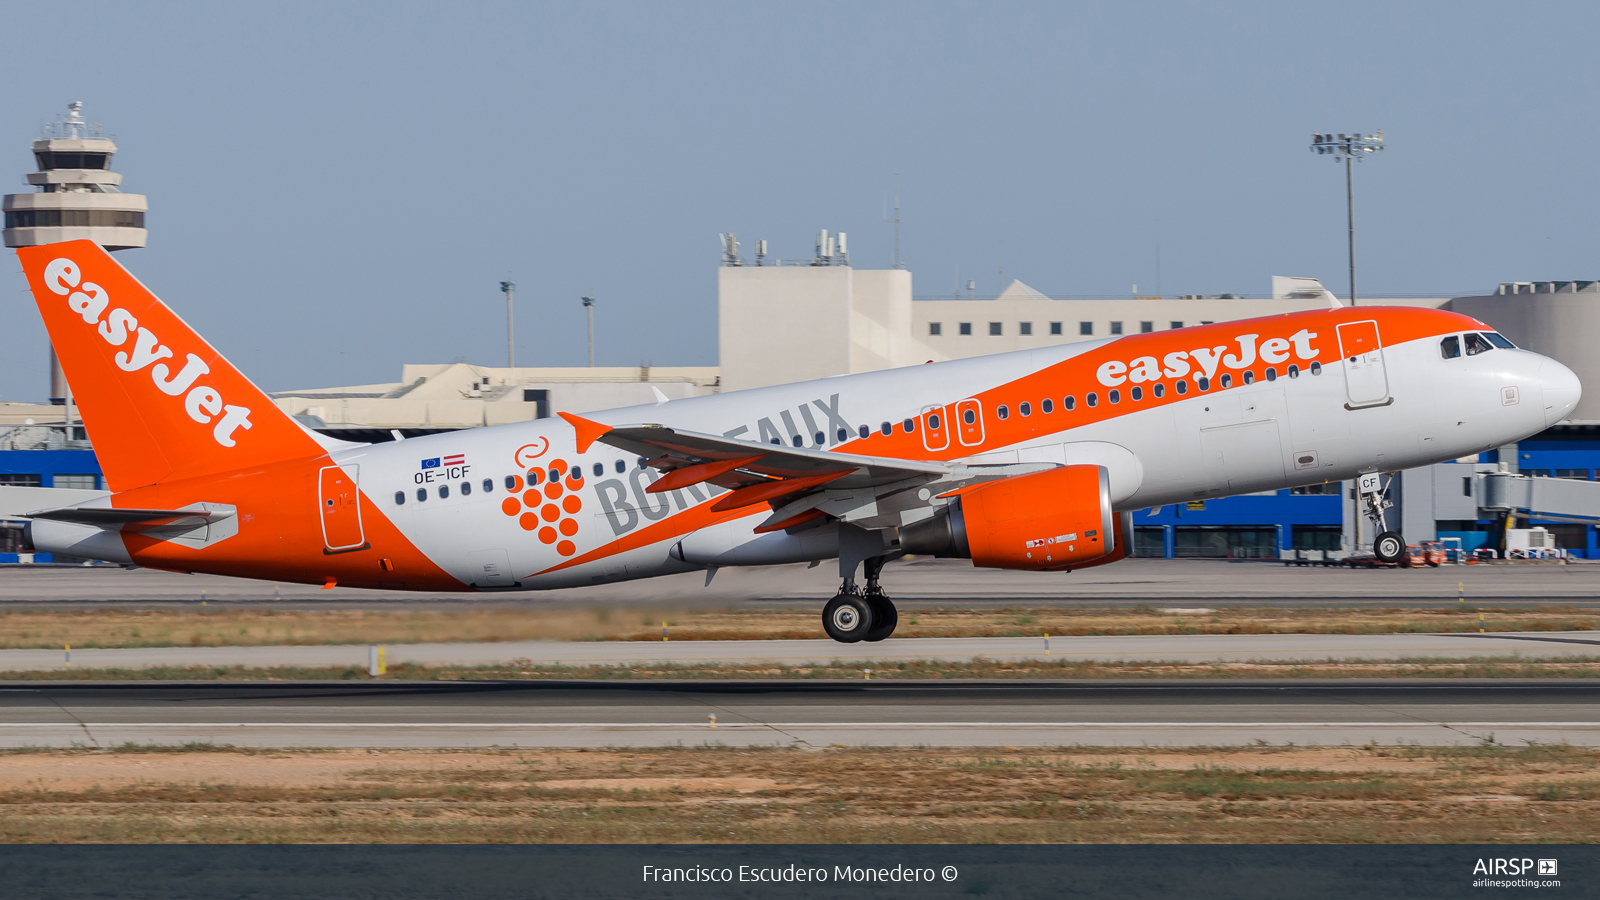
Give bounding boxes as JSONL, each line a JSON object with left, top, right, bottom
{"left": 882, "top": 175, "right": 903, "bottom": 269}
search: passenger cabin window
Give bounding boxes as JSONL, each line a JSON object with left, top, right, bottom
{"left": 615, "top": 459, "right": 626, "bottom": 473}
{"left": 858, "top": 425, "right": 870, "bottom": 439}
{"left": 1042, "top": 398, "right": 1054, "bottom": 413}
{"left": 1108, "top": 390, "right": 1121, "bottom": 404}
{"left": 438, "top": 485, "right": 449, "bottom": 498}
{"left": 997, "top": 405, "right": 1010, "bottom": 419}
{"left": 1064, "top": 395, "right": 1076, "bottom": 410}
{"left": 881, "top": 421, "right": 892, "bottom": 436}
{"left": 482, "top": 478, "right": 493, "bottom": 492}
{"left": 1220, "top": 374, "right": 1233, "bottom": 388}
{"left": 1130, "top": 386, "right": 1143, "bottom": 401}
{"left": 1465, "top": 333, "right": 1493, "bottom": 356}
{"left": 1087, "top": 392, "right": 1099, "bottom": 407}
{"left": 1440, "top": 335, "right": 1461, "bottom": 359}
{"left": 1152, "top": 383, "right": 1164, "bottom": 398}
{"left": 903, "top": 418, "right": 916, "bottom": 433}
{"left": 1019, "top": 401, "right": 1032, "bottom": 416}
{"left": 394, "top": 491, "right": 405, "bottom": 505}
{"left": 1484, "top": 332, "right": 1516, "bottom": 349}
{"left": 460, "top": 481, "right": 472, "bottom": 496}
{"left": 417, "top": 488, "right": 428, "bottom": 502}
{"left": 1310, "top": 362, "right": 1322, "bottom": 375}
{"left": 1175, "top": 380, "right": 1187, "bottom": 394}
{"left": 593, "top": 463, "right": 603, "bottom": 477}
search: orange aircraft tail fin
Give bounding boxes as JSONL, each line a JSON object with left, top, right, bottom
{"left": 17, "top": 241, "right": 325, "bottom": 491}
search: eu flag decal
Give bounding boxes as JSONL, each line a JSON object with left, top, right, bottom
{"left": 421, "top": 458, "right": 440, "bottom": 469}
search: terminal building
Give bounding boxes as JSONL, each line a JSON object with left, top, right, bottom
{"left": 4, "top": 118, "right": 1600, "bottom": 561}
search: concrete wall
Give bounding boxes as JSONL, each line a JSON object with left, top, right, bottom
{"left": 718, "top": 266, "right": 928, "bottom": 391}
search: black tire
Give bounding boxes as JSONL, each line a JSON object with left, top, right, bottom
{"left": 1374, "top": 531, "right": 1405, "bottom": 564}
{"left": 822, "top": 593, "right": 874, "bottom": 643}
{"left": 863, "top": 595, "right": 897, "bottom": 643}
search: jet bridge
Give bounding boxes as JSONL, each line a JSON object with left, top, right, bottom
{"left": 1478, "top": 468, "right": 1600, "bottom": 526}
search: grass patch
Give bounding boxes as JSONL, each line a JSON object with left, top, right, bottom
{"left": 0, "top": 604, "right": 1594, "bottom": 649}
{"left": 0, "top": 744, "right": 1598, "bottom": 843}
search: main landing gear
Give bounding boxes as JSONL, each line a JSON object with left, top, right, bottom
{"left": 822, "top": 556, "right": 897, "bottom": 643}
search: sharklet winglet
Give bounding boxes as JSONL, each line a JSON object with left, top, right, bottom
{"left": 558, "top": 411, "right": 612, "bottom": 454}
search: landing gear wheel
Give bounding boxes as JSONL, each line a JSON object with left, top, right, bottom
{"left": 1374, "top": 531, "right": 1405, "bottom": 564}
{"left": 862, "top": 594, "right": 897, "bottom": 643}
{"left": 822, "top": 593, "right": 874, "bottom": 643}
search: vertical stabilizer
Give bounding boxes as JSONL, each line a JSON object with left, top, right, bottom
{"left": 17, "top": 240, "right": 325, "bottom": 491}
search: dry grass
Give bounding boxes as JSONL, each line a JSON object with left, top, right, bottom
{"left": 1, "top": 743, "right": 1597, "bottom": 843}
{"left": 0, "top": 604, "right": 1592, "bottom": 649}
{"left": 5, "top": 655, "right": 1600, "bottom": 682}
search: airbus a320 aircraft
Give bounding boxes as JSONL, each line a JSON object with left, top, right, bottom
{"left": 9, "top": 241, "right": 1582, "bottom": 642}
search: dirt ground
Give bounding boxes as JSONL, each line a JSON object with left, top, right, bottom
{"left": 7, "top": 656, "right": 1600, "bottom": 682}
{"left": 1, "top": 743, "right": 1596, "bottom": 843}
{"left": 0, "top": 604, "right": 1592, "bottom": 649}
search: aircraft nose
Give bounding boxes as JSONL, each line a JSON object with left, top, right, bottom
{"left": 1540, "top": 357, "right": 1582, "bottom": 427}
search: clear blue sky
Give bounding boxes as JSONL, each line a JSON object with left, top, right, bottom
{"left": 3, "top": 1, "right": 1597, "bottom": 401}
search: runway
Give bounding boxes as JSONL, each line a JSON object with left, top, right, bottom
{"left": 3, "top": 630, "right": 1596, "bottom": 671}
{"left": 5, "top": 680, "right": 1598, "bottom": 748}
{"left": 5, "top": 558, "right": 1600, "bottom": 608}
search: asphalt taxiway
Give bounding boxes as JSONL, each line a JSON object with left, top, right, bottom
{"left": 2, "top": 630, "right": 1597, "bottom": 671}
{"left": 4, "top": 680, "right": 1597, "bottom": 749}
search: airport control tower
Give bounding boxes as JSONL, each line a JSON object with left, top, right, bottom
{"left": 4, "top": 102, "right": 147, "bottom": 404}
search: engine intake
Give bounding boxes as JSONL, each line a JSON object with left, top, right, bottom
{"left": 901, "top": 464, "right": 1122, "bottom": 571}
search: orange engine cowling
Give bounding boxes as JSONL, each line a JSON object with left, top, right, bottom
{"left": 900, "top": 464, "right": 1127, "bottom": 571}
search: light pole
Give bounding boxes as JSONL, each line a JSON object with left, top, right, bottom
{"left": 500, "top": 281, "right": 516, "bottom": 368}
{"left": 582, "top": 296, "right": 595, "bottom": 367}
{"left": 1309, "top": 131, "right": 1385, "bottom": 305}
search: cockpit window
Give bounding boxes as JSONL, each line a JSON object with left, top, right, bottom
{"left": 1464, "top": 332, "right": 1493, "bottom": 356}
{"left": 1440, "top": 335, "right": 1460, "bottom": 359}
{"left": 1484, "top": 332, "right": 1516, "bottom": 349}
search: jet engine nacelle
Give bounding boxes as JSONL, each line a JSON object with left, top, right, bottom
{"left": 901, "top": 464, "right": 1128, "bottom": 571}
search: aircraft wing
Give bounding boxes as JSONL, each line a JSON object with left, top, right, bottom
{"left": 560, "top": 413, "right": 1052, "bottom": 533}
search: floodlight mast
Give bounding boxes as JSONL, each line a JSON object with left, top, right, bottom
{"left": 1309, "top": 131, "right": 1385, "bottom": 306}
{"left": 500, "top": 281, "right": 516, "bottom": 367}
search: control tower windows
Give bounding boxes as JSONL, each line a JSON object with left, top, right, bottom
{"left": 5, "top": 209, "right": 144, "bottom": 229}
{"left": 33, "top": 152, "right": 109, "bottom": 170}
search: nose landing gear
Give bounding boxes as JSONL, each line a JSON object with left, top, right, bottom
{"left": 1361, "top": 472, "right": 1407, "bottom": 564}
{"left": 821, "top": 556, "right": 898, "bottom": 643}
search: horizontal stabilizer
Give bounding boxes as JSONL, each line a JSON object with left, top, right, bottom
{"left": 24, "top": 507, "right": 231, "bottom": 526}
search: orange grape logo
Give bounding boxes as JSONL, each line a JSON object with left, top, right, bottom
{"left": 501, "top": 458, "right": 582, "bottom": 557}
